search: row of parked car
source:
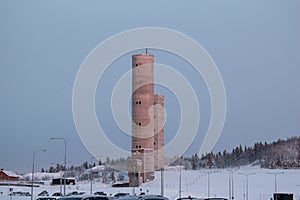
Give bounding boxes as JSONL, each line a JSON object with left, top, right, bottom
{"left": 36, "top": 191, "right": 127, "bottom": 200}
{"left": 36, "top": 190, "right": 228, "bottom": 200}
{"left": 48, "top": 194, "right": 168, "bottom": 200}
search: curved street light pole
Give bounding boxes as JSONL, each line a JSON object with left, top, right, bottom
{"left": 31, "top": 149, "right": 46, "bottom": 200}
{"left": 51, "top": 137, "right": 67, "bottom": 196}
{"left": 228, "top": 169, "right": 237, "bottom": 200}
{"left": 90, "top": 155, "right": 104, "bottom": 195}
{"left": 267, "top": 172, "right": 284, "bottom": 200}
{"left": 206, "top": 171, "right": 212, "bottom": 198}
{"left": 51, "top": 162, "right": 63, "bottom": 195}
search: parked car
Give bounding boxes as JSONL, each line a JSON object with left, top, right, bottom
{"left": 139, "top": 195, "right": 169, "bottom": 200}
{"left": 118, "top": 194, "right": 168, "bottom": 200}
{"left": 177, "top": 196, "right": 203, "bottom": 200}
{"left": 53, "top": 192, "right": 63, "bottom": 196}
{"left": 12, "top": 191, "right": 31, "bottom": 196}
{"left": 117, "top": 195, "right": 139, "bottom": 200}
{"left": 36, "top": 197, "right": 58, "bottom": 200}
{"left": 94, "top": 191, "right": 107, "bottom": 196}
{"left": 58, "top": 194, "right": 113, "bottom": 200}
{"left": 114, "top": 193, "right": 129, "bottom": 198}
{"left": 38, "top": 190, "right": 49, "bottom": 196}
{"left": 66, "top": 191, "right": 85, "bottom": 196}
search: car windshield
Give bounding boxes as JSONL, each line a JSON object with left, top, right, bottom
{"left": 37, "top": 198, "right": 57, "bottom": 200}
{"left": 94, "top": 197, "right": 109, "bottom": 200}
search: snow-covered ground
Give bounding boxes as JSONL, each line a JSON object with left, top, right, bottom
{"left": 1, "top": 167, "right": 299, "bottom": 200}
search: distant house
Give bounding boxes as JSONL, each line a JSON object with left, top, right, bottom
{"left": 0, "top": 169, "right": 19, "bottom": 181}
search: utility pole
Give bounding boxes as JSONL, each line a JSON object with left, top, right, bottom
{"left": 267, "top": 172, "right": 284, "bottom": 200}
{"left": 51, "top": 137, "right": 67, "bottom": 196}
{"left": 228, "top": 169, "right": 236, "bottom": 200}
{"left": 161, "top": 167, "right": 164, "bottom": 196}
{"left": 31, "top": 149, "right": 46, "bottom": 200}
{"left": 238, "top": 173, "right": 255, "bottom": 200}
{"left": 229, "top": 171, "right": 231, "bottom": 200}
{"left": 206, "top": 171, "right": 212, "bottom": 198}
{"left": 51, "top": 162, "right": 63, "bottom": 195}
{"left": 179, "top": 165, "right": 182, "bottom": 199}
{"left": 207, "top": 172, "right": 210, "bottom": 198}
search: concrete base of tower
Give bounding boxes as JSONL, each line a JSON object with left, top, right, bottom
{"left": 128, "top": 148, "right": 155, "bottom": 186}
{"left": 128, "top": 159, "right": 143, "bottom": 187}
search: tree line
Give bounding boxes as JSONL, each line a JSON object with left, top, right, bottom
{"left": 182, "top": 136, "right": 300, "bottom": 169}
{"left": 41, "top": 137, "right": 300, "bottom": 175}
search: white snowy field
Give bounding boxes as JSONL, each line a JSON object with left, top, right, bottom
{"left": 0, "top": 167, "right": 299, "bottom": 200}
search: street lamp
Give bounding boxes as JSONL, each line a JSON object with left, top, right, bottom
{"left": 179, "top": 165, "right": 184, "bottom": 199}
{"left": 238, "top": 173, "right": 255, "bottom": 200}
{"left": 31, "top": 149, "right": 46, "bottom": 200}
{"left": 51, "top": 162, "right": 63, "bottom": 195}
{"left": 206, "top": 171, "right": 212, "bottom": 198}
{"left": 90, "top": 158, "right": 94, "bottom": 195}
{"left": 228, "top": 169, "right": 237, "bottom": 200}
{"left": 267, "top": 172, "right": 284, "bottom": 199}
{"left": 90, "top": 155, "right": 104, "bottom": 195}
{"left": 51, "top": 137, "right": 67, "bottom": 196}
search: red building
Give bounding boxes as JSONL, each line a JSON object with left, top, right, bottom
{"left": 0, "top": 169, "right": 19, "bottom": 181}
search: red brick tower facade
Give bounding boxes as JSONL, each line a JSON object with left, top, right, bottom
{"left": 129, "top": 54, "right": 164, "bottom": 186}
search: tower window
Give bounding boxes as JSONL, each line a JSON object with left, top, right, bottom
{"left": 136, "top": 101, "right": 138, "bottom": 104}
{"left": 138, "top": 122, "right": 141, "bottom": 126}
{"left": 136, "top": 145, "right": 138, "bottom": 148}
{"left": 135, "top": 63, "right": 138, "bottom": 66}
{"left": 139, "top": 145, "right": 141, "bottom": 148}
{"left": 139, "top": 101, "right": 141, "bottom": 104}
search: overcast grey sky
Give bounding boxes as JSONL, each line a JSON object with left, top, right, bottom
{"left": 0, "top": 0, "right": 299, "bottom": 173}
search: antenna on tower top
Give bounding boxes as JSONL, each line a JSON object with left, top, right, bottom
{"left": 146, "top": 48, "right": 148, "bottom": 54}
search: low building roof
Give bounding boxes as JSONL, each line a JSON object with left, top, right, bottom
{"left": 0, "top": 169, "right": 19, "bottom": 177}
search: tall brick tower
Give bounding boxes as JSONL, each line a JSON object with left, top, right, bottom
{"left": 128, "top": 53, "right": 164, "bottom": 186}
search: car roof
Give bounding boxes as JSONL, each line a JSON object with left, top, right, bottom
{"left": 117, "top": 195, "right": 139, "bottom": 200}
{"left": 139, "top": 195, "right": 169, "bottom": 200}
{"left": 58, "top": 195, "right": 111, "bottom": 200}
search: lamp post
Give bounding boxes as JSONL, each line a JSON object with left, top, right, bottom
{"left": 51, "top": 137, "right": 66, "bottom": 196}
{"left": 207, "top": 171, "right": 211, "bottom": 198}
{"left": 179, "top": 165, "right": 182, "bottom": 199}
{"left": 31, "top": 149, "right": 46, "bottom": 200}
{"left": 90, "top": 157, "right": 96, "bottom": 195}
{"left": 51, "top": 162, "right": 63, "bottom": 195}
{"left": 90, "top": 155, "right": 104, "bottom": 195}
{"left": 238, "top": 173, "right": 255, "bottom": 200}
{"left": 267, "top": 172, "right": 284, "bottom": 199}
{"left": 228, "top": 169, "right": 237, "bottom": 200}
{"left": 161, "top": 166, "right": 164, "bottom": 197}
{"left": 90, "top": 158, "right": 94, "bottom": 195}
